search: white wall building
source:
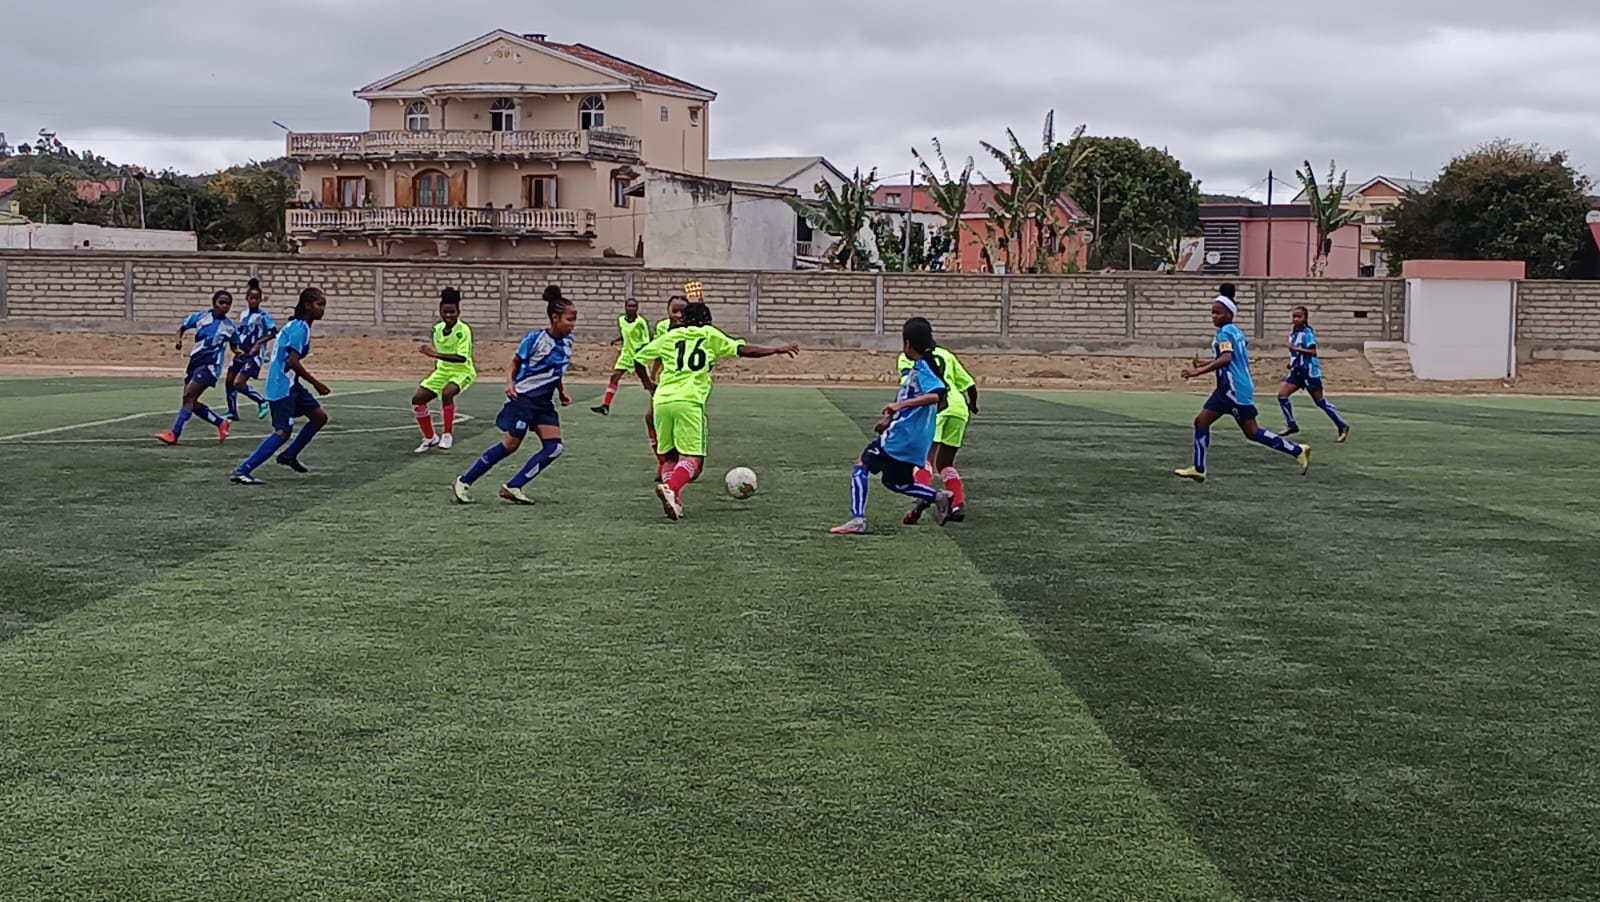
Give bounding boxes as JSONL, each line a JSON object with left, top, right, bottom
{"left": 643, "top": 170, "right": 799, "bottom": 270}
{"left": 0, "top": 223, "right": 197, "bottom": 252}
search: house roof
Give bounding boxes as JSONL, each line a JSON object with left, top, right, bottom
{"left": 1292, "top": 175, "right": 1430, "bottom": 202}
{"left": 0, "top": 178, "right": 17, "bottom": 198}
{"left": 707, "top": 156, "right": 850, "bottom": 189}
{"left": 874, "top": 182, "right": 1088, "bottom": 220}
{"left": 356, "top": 30, "right": 715, "bottom": 101}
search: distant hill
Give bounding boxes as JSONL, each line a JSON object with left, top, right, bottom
{"left": 0, "top": 144, "right": 297, "bottom": 184}
{"left": 1201, "top": 193, "right": 1261, "bottom": 205}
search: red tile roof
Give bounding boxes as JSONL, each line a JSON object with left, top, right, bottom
{"left": 0, "top": 178, "right": 18, "bottom": 197}
{"left": 530, "top": 37, "right": 713, "bottom": 95}
{"left": 875, "top": 183, "right": 1086, "bottom": 220}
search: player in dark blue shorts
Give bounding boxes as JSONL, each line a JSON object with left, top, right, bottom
{"left": 1175, "top": 285, "right": 1312, "bottom": 482}
{"left": 1277, "top": 305, "right": 1350, "bottom": 442}
{"left": 156, "top": 290, "right": 238, "bottom": 445}
{"left": 226, "top": 278, "right": 277, "bottom": 421}
{"left": 230, "top": 288, "right": 332, "bottom": 484}
{"left": 452, "top": 286, "right": 577, "bottom": 505}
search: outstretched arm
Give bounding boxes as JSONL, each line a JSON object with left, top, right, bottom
{"left": 737, "top": 342, "right": 800, "bottom": 359}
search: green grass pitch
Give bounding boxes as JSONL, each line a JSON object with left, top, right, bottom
{"left": 1, "top": 376, "right": 1597, "bottom": 900}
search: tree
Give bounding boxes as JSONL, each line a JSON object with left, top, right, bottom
{"left": 786, "top": 167, "right": 878, "bottom": 271}
{"left": 12, "top": 173, "right": 97, "bottom": 224}
{"left": 977, "top": 110, "right": 1090, "bottom": 273}
{"left": 1380, "top": 140, "right": 1591, "bottom": 279}
{"left": 912, "top": 138, "right": 973, "bottom": 271}
{"left": 870, "top": 215, "right": 935, "bottom": 272}
{"left": 1296, "top": 161, "right": 1361, "bottom": 277}
{"left": 209, "top": 165, "right": 293, "bottom": 251}
{"left": 1066, "top": 136, "right": 1201, "bottom": 270}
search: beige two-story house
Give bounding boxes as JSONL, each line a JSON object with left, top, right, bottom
{"left": 286, "top": 30, "right": 715, "bottom": 259}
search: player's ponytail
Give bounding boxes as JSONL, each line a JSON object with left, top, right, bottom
{"left": 543, "top": 285, "right": 574, "bottom": 320}
{"left": 902, "top": 317, "right": 943, "bottom": 381}
{"left": 292, "top": 287, "right": 324, "bottom": 321}
{"left": 682, "top": 301, "right": 713, "bottom": 327}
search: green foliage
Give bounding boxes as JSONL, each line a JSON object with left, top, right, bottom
{"left": 870, "top": 215, "right": 933, "bottom": 272}
{"left": 1380, "top": 140, "right": 1591, "bottom": 278}
{"left": 977, "top": 110, "right": 1090, "bottom": 273}
{"left": 911, "top": 138, "right": 973, "bottom": 271}
{"left": 12, "top": 173, "right": 97, "bottom": 224}
{"left": 208, "top": 166, "right": 294, "bottom": 251}
{"left": 1295, "top": 161, "right": 1361, "bottom": 276}
{"left": 786, "top": 167, "right": 878, "bottom": 270}
{"left": 1067, "top": 137, "right": 1201, "bottom": 270}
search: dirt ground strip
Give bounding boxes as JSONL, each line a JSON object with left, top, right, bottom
{"left": 5, "top": 331, "right": 1600, "bottom": 395}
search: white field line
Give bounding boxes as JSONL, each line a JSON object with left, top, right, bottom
{"left": 0, "top": 388, "right": 392, "bottom": 442}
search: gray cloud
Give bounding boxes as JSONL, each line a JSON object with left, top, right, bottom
{"left": 2, "top": 0, "right": 1595, "bottom": 194}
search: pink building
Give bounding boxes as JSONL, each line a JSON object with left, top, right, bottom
{"left": 1200, "top": 204, "right": 1361, "bottom": 278}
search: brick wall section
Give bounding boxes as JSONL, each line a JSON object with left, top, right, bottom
{"left": 755, "top": 272, "right": 877, "bottom": 334}
{"left": 1009, "top": 275, "right": 1126, "bottom": 341}
{"left": 1134, "top": 279, "right": 1260, "bottom": 346}
{"left": 380, "top": 266, "right": 500, "bottom": 334}
{"left": 4, "top": 259, "right": 129, "bottom": 320}
{"left": 131, "top": 259, "right": 255, "bottom": 324}
{"left": 507, "top": 267, "right": 629, "bottom": 336}
{"left": 1261, "top": 279, "right": 1389, "bottom": 344}
{"left": 1518, "top": 282, "right": 1600, "bottom": 345}
{"left": 884, "top": 274, "right": 1003, "bottom": 336}
{"left": 257, "top": 262, "right": 376, "bottom": 329}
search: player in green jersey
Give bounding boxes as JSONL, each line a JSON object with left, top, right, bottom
{"left": 593, "top": 297, "right": 652, "bottom": 416}
{"left": 412, "top": 288, "right": 474, "bottom": 452}
{"left": 633, "top": 301, "right": 798, "bottom": 520}
{"left": 898, "top": 318, "right": 979, "bottom": 523}
{"left": 656, "top": 295, "right": 688, "bottom": 340}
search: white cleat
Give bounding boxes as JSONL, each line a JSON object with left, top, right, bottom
{"left": 451, "top": 478, "right": 473, "bottom": 504}
{"left": 655, "top": 483, "right": 683, "bottom": 521}
{"left": 439, "top": 433, "right": 454, "bottom": 451}
{"left": 414, "top": 437, "right": 440, "bottom": 454}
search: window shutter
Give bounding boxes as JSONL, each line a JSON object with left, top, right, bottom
{"left": 521, "top": 175, "right": 533, "bottom": 209}
{"left": 395, "top": 171, "right": 415, "bottom": 207}
{"left": 548, "top": 176, "right": 558, "bottom": 209}
{"left": 448, "top": 171, "right": 467, "bottom": 208}
{"left": 321, "top": 177, "right": 337, "bottom": 207}
{"left": 362, "top": 177, "right": 373, "bottom": 206}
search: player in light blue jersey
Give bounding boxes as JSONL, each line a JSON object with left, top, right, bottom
{"left": 225, "top": 278, "right": 277, "bottom": 422}
{"left": 1277, "top": 305, "right": 1350, "bottom": 442}
{"left": 831, "top": 318, "right": 954, "bottom": 534}
{"left": 1175, "top": 285, "right": 1311, "bottom": 482}
{"left": 451, "top": 286, "right": 576, "bottom": 505}
{"left": 229, "top": 288, "right": 332, "bottom": 485}
{"left": 156, "top": 289, "right": 238, "bottom": 446}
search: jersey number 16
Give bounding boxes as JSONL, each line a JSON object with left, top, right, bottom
{"left": 673, "top": 338, "right": 708, "bottom": 371}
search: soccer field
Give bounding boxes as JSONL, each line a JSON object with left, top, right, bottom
{"left": 2, "top": 376, "right": 1597, "bottom": 900}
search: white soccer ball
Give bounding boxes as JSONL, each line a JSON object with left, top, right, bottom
{"left": 724, "top": 466, "right": 757, "bottom": 499}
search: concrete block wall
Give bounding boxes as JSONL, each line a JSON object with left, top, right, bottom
{"left": 1517, "top": 282, "right": 1600, "bottom": 347}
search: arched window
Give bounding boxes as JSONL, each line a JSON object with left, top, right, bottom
{"left": 490, "top": 98, "right": 516, "bottom": 132}
{"left": 578, "top": 95, "right": 605, "bottom": 130}
{"left": 405, "top": 101, "right": 431, "bottom": 132}
{"left": 415, "top": 170, "right": 449, "bottom": 207}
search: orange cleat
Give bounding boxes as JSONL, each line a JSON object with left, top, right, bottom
{"left": 155, "top": 430, "right": 178, "bottom": 446}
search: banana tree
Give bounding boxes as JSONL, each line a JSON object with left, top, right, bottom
{"left": 978, "top": 111, "right": 1090, "bottom": 272}
{"left": 912, "top": 138, "right": 973, "bottom": 271}
{"left": 786, "top": 167, "right": 878, "bottom": 271}
{"left": 1297, "top": 160, "right": 1360, "bottom": 277}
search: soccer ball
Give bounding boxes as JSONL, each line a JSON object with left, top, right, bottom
{"left": 724, "top": 466, "right": 757, "bottom": 499}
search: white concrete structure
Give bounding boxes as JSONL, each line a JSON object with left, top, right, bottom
{"left": 0, "top": 223, "right": 197, "bottom": 252}
{"left": 643, "top": 170, "right": 798, "bottom": 270}
{"left": 1402, "top": 259, "right": 1525, "bottom": 380}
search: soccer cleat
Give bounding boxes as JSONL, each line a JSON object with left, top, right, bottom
{"left": 1297, "top": 444, "right": 1313, "bottom": 476}
{"left": 591, "top": 405, "right": 610, "bottom": 415}
{"left": 1337, "top": 425, "right": 1350, "bottom": 444}
{"left": 933, "top": 490, "right": 955, "bottom": 526}
{"left": 499, "top": 485, "right": 535, "bottom": 505}
{"left": 903, "top": 504, "right": 927, "bottom": 525}
{"left": 948, "top": 504, "right": 966, "bottom": 523}
{"left": 155, "top": 430, "right": 179, "bottom": 446}
{"left": 451, "top": 478, "right": 474, "bottom": 504}
{"left": 229, "top": 473, "right": 263, "bottom": 485}
{"left": 257, "top": 401, "right": 270, "bottom": 420}
{"left": 277, "top": 455, "right": 309, "bottom": 474}
{"left": 439, "top": 433, "right": 454, "bottom": 451}
{"left": 414, "top": 437, "right": 440, "bottom": 454}
{"left": 1174, "top": 467, "right": 1206, "bottom": 482}
{"left": 226, "top": 411, "right": 241, "bottom": 422}
{"left": 1282, "top": 424, "right": 1300, "bottom": 437}
{"left": 829, "top": 517, "right": 867, "bottom": 535}
{"left": 655, "top": 483, "right": 683, "bottom": 521}
{"left": 217, "top": 420, "right": 231, "bottom": 444}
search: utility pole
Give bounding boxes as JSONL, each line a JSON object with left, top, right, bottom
{"left": 1264, "top": 169, "right": 1274, "bottom": 277}
{"left": 902, "top": 168, "right": 915, "bottom": 271}
{"left": 1094, "top": 176, "right": 1103, "bottom": 268}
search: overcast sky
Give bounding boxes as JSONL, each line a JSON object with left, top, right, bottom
{"left": 3, "top": 0, "right": 1596, "bottom": 198}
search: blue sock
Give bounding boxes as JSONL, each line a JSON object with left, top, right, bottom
{"left": 235, "top": 432, "right": 287, "bottom": 475}
{"left": 170, "top": 407, "right": 194, "bottom": 437}
{"left": 226, "top": 388, "right": 239, "bottom": 418}
{"left": 849, "top": 464, "right": 869, "bottom": 519}
{"left": 1193, "top": 426, "right": 1210, "bottom": 472}
{"left": 1278, "top": 397, "right": 1297, "bottom": 428}
{"left": 887, "top": 476, "right": 938, "bottom": 504}
{"left": 1253, "top": 428, "right": 1302, "bottom": 456}
{"left": 240, "top": 385, "right": 266, "bottom": 404}
{"left": 461, "top": 442, "right": 513, "bottom": 485}
{"left": 194, "top": 404, "right": 225, "bottom": 427}
{"left": 280, "top": 421, "right": 321, "bottom": 460}
{"left": 1317, "top": 398, "right": 1347, "bottom": 429}
{"left": 506, "top": 439, "right": 565, "bottom": 488}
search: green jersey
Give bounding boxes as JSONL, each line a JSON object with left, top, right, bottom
{"left": 431, "top": 321, "right": 475, "bottom": 379}
{"left": 898, "top": 347, "right": 973, "bottom": 417}
{"left": 618, "top": 314, "right": 651, "bottom": 354}
{"left": 635, "top": 324, "right": 745, "bottom": 406}
{"left": 654, "top": 317, "right": 673, "bottom": 339}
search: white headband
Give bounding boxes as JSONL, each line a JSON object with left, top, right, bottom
{"left": 1215, "top": 295, "right": 1237, "bottom": 315}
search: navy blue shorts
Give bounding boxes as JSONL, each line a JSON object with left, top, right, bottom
{"left": 1284, "top": 370, "right": 1324, "bottom": 393}
{"left": 496, "top": 395, "right": 560, "bottom": 438}
{"left": 269, "top": 385, "right": 321, "bottom": 433}
{"left": 229, "top": 356, "right": 262, "bottom": 380}
{"left": 1203, "top": 390, "right": 1259, "bottom": 423}
{"left": 185, "top": 359, "right": 219, "bottom": 388}
{"left": 860, "top": 438, "right": 918, "bottom": 486}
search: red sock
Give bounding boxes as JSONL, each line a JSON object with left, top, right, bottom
{"left": 658, "top": 459, "right": 675, "bottom": 480}
{"left": 914, "top": 465, "right": 935, "bottom": 488}
{"left": 413, "top": 404, "right": 435, "bottom": 439}
{"left": 941, "top": 466, "right": 965, "bottom": 506}
{"left": 442, "top": 404, "right": 456, "bottom": 434}
{"left": 665, "top": 458, "right": 699, "bottom": 493}
{"left": 602, "top": 381, "right": 618, "bottom": 407}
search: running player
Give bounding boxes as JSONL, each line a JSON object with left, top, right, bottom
{"left": 1277, "top": 305, "right": 1350, "bottom": 442}
{"left": 412, "top": 288, "right": 475, "bottom": 453}
{"left": 642, "top": 295, "right": 689, "bottom": 473}
{"left": 633, "top": 301, "right": 798, "bottom": 521}
{"left": 592, "top": 297, "right": 650, "bottom": 415}
{"left": 831, "top": 318, "right": 954, "bottom": 535}
{"left": 225, "top": 278, "right": 275, "bottom": 422}
{"left": 899, "top": 318, "right": 979, "bottom": 524}
{"left": 156, "top": 289, "right": 238, "bottom": 446}
{"left": 656, "top": 295, "right": 688, "bottom": 340}
{"left": 451, "top": 286, "right": 576, "bottom": 505}
{"left": 1175, "top": 286, "right": 1312, "bottom": 482}
{"left": 229, "top": 288, "right": 332, "bottom": 484}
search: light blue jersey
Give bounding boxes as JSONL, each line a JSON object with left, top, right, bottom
{"left": 181, "top": 310, "right": 239, "bottom": 381}
{"left": 237, "top": 309, "right": 278, "bottom": 366}
{"left": 512, "top": 329, "right": 574, "bottom": 400}
{"left": 1214, "top": 322, "right": 1254, "bottom": 406}
{"left": 880, "top": 358, "right": 947, "bottom": 464}
{"left": 265, "top": 319, "right": 311, "bottom": 401}
{"left": 1290, "top": 325, "right": 1322, "bottom": 379}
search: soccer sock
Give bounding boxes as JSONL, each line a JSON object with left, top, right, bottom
{"left": 849, "top": 464, "right": 869, "bottom": 519}
{"left": 1193, "top": 426, "right": 1210, "bottom": 473}
{"left": 914, "top": 465, "right": 935, "bottom": 488}
{"left": 195, "top": 404, "right": 225, "bottom": 427}
{"left": 239, "top": 385, "right": 266, "bottom": 404}
{"left": 664, "top": 458, "right": 700, "bottom": 494}
{"left": 442, "top": 404, "right": 456, "bottom": 435}
{"left": 602, "top": 381, "right": 618, "bottom": 408}
{"left": 414, "top": 404, "right": 436, "bottom": 439}
{"left": 235, "top": 432, "right": 287, "bottom": 475}
{"left": 226, "top": 387, "right": 240, "bottom": 418}
{"left": 1279, "top": 397, "right": 1297, "bottom": 428}
{"left": 170, "top": 406, "right": 194, "bottom": 437}
{"left": 940, "top": 466, "right": 966, "bottom": 506}
{"left": 1252, "top": 428, "right": 1302, "bottom": 457}
{"left": 1318, "top": 398, "right": 1348, "bottom": 429}
{"left": 461, "top": 442, "right": 512, "bottom": 485}
{"left": 658, "top": 458, "right": 676, "bottom": 481}
{"left": 886, "top": 474, "right": 939, "bottom": 504}
{"left": 281, "top": 421, "right": 321, "bottom": 459}
{"left": 506, "top": 439, "right": 565, "bottom": 488}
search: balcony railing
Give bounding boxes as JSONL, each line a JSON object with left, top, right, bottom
{"left": 287, "top": 207, "right": 596, "bottom": 237}
{"left": 287, "top": 129, "right": 639, "bottom": 161}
